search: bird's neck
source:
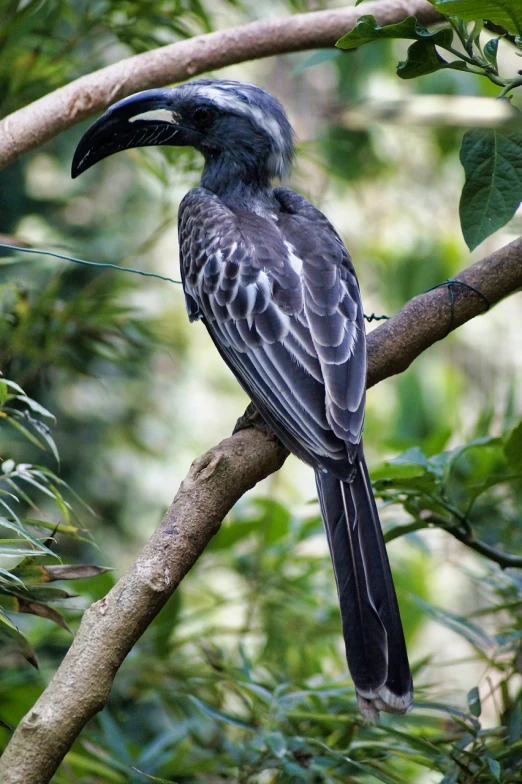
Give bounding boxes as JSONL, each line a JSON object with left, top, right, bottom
{"left": 200, "top": 151, "right": 276, "bottom": 212}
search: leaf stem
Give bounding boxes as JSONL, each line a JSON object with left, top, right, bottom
{"left": 498, "top": 76, "right": 522, "bottom": 98}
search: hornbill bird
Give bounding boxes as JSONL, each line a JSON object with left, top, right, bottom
{"left": 72, "top": 79, "right": 413, "bottom": 719}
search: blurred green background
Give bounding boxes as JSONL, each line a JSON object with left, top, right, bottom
{"left": 1, "top": 1, "right": 522, "bottom": 782}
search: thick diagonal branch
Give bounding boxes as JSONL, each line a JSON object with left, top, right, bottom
{"left": 0, "top": 0, "right": 441, "bottom": 171}
{"left": 1, "top": 234, "right": 520, "bottom": 784}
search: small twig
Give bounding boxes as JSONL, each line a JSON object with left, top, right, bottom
{"left": 498, "top": 75, "right": 522, "bottom": 98}
{"left": 446, "top": 526, "right": 522, "bottom": 570}
{"left": 423, "top": 513, "right": 522, "bottom": 570}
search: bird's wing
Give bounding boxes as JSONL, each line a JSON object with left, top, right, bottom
{"left": 178, "top": 186, "right": 366, "bottom": 476}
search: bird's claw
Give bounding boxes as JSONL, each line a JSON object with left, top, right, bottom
{"left": 233, "top": 402, "right": 277, "bottom": 441}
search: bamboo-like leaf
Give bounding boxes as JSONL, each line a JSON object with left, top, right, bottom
{"left": 0, "top": 610, "right": 38, "bottom": 667}
{"left": 0, "top": 595, "right": 71, "bottom": 632}
{"left": 12, "top": 394, "right": 56, "bottom": 422}
{"left": 12, "top": 562, "right": 111, "bottom": 583}
{"left": 0, "top": 515, "right": 57, "bottom": 556}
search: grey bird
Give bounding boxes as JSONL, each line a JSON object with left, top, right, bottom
{"left": 72, "top": 79, "right": 413, "bottom": 719}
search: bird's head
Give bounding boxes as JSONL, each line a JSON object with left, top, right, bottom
{"left": 72, "top": 79, "right": 294, "bottom": 190}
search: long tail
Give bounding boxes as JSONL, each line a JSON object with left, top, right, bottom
{"left": 315, "top": 451, "right": 413, "bottom": 720}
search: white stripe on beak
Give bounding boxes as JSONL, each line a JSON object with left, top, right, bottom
{"left": 129, "top": 109, "right": 178, "bottom": 124}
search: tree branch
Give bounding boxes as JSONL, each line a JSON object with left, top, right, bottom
{"left": 0, "top": 0, "right": 442, "bottom": 171}
{"left": 1, "top": 231, "right": 521, "bottom": 783}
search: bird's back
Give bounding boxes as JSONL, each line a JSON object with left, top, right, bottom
{"left": 178, "top": 186, "right": 367, "bottom": 478}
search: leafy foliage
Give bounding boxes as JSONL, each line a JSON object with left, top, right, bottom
{"left": 433, "top": 1, "right": 522, "bottom": 36}
{"left": 0, "top": 376, "right": 107, "bottom": 666}
{"left": 337, "top": 9, "right": 522, "bottom": 250}
{"left": 44, "top": 468, "right": 522, "bottom": 783}
{"left": 0, "top": 0, "right": 240, "bottom": 115}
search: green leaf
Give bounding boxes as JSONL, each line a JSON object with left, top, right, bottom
{"left": 0, "top": 515, "right": 57, "bottom": 557}
{"left": 188, "top": 696, "right": 252, "bottom": 730}
{"left": 3, "top": 416, "right": 46, "bottom": 451}
{"left": 504, "top": 420, "right": 522, "bottom": 470}
{"left": 415, "top": 598, "right": 495, "bottom": 655}
{"left": 484, "top": 37, "right": 499, "bottom": 69}
{"left": 0, "top": 611, "right": 38, "bottom": 667}
{"left": 459, "top": 126, "right": 522, "bottom": 250}
{"left": 12, "top": 395, "right": 55, "bottom": 422}
{"left": 1, "top": 379, "right": 25, "bottom": 396}
{"left": 397, "top": 39, "right": 470, "bottom": 79}
{"left": 487, "top": 757, "right": 501, "bottom": 779}
{"left": 467, "top": 686, "right": 482, "bottom": 717}
{"left": 434, "top": 1, "right": 522, "bottom": 36}
{"left": 131, "top": 770, "right": 177, "bottom": 784}
{"left": 291, "top": 49, "right": 340, "bottom": 76}
{"left": 336, "top": 15, "right": 454, "bottom": 50}
{"left": 372, "top": 446, "right": 433, "bottom": 481}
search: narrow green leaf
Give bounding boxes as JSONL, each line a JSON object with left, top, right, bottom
{"left": 0, "top": 515, "right": 56, "bottom": 556}
{"left": 504, "top": 420, "right": 522, "bottom": 470}
{"left": 336, "top": 15, "right": 453, "bottom": 50}
{"left": 189, "top": 696, "right": 252, "bottom": 729}
{"left": 397, "top": 39, "right": 470, "bottom": 79}
{"left": 12, "top": 395, "right": 56, "bottom": 422}
{"left": 484, "top": 37, "right": 499, "bottom": 69}
{"left": 291, "top": 49, "right": 340, "bottom": 76}
{"left": 3, "top": 416, "right": 45, "bottom": 451}
{"left": 434, "top": 1, "right": 522, "bottom": 36}
{"left": 0, "top": 568, "right": 25, "bottom": 586}
{"left": 0, "top": 611, "right": 38, "bottom": 667}
{"left": 62, "top": 751, "right": 126, "bottom": 783}
{"left": 487, "top": 757, "right": 501, "bottom": 780}
{"left": 467, "top": 686, "right": 482, "bottom": 717}
{"left": 459, "top": 127, "right": 522, "bottom": 249}
{"left": 1, "top": 379, "right": 25, "bottom": 395}
{"left": 131, "top": 769, "right": 178, "bottom": 784}
{"left": 415, "top": 598, "right": 495, "bottom": 654}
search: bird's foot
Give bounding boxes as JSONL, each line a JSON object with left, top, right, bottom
{"left": 427, "top": 279, "right": 490, "bottom": 335}
{"left": 233, "top": 403, "right": 278, "bottom": 443}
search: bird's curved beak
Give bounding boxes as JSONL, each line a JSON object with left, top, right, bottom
{"left": 71, "top": 88, "right": 190, "bottom": 178}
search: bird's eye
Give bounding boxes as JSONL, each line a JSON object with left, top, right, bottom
{"left": 192, "top": 106, "right": 215, "bottom": 126}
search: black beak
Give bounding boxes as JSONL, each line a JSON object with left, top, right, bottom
{"left": 71, "top": 88, "right": 189, "bottom": 178}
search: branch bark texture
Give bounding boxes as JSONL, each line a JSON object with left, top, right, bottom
{"left": 1, "top": 234, "right": 521, "bottom": 784}
{"left": 0, "top": 0, "right": 441, "bottom": 171}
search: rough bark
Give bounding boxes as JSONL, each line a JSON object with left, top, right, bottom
{"left": 1, "top": 234, "right": 521, "bottom": 784}
{"left": 0, "top": 0, "right": 442, "bottom": 170}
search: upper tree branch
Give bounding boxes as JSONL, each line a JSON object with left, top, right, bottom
{"left": 0, "top": 0, "right": 441, "bottom": 170}
{"left": 1, "top": 233, "right": 521, "bottom": 784}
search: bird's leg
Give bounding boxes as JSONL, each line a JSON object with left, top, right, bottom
{"left": 233, "top": 402, "right": 279, "bottom": 442}
{"left": 427, "top": 279, "right": 490, "bottom": 335}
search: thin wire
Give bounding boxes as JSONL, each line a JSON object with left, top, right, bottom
{"left": 0, "top": 243, "right": 182, "bottom": 285}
